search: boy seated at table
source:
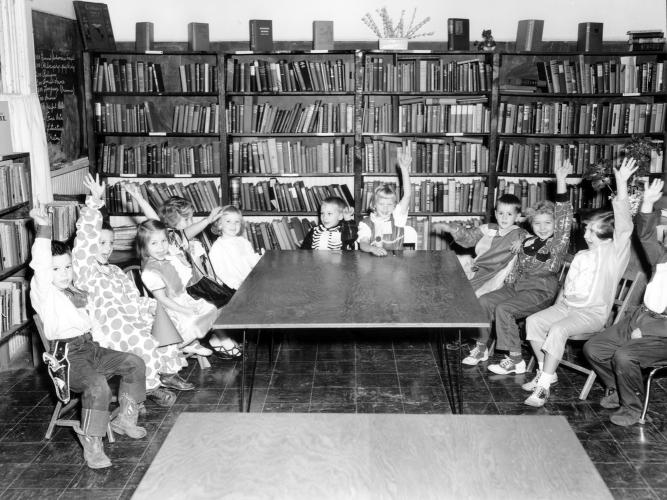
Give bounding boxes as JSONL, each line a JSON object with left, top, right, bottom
{"left": 433, "top": 194, "right": 525, "bottom": 297}
{"left": 29, "top": 204, "right": 148, "bottom": 469}
{"left": 301, "top": 197, "right": 357, "bottom": 250}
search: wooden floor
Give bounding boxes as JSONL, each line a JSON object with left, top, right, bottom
{"left": 134, "top": 412, "right": 611, "bottom": 500}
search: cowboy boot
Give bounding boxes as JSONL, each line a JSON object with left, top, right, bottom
{"left": 76, "top": 432, "right": 112, "bottom": 469}
{"left": 110, "top": 394, "right": 147, "bottom": 439}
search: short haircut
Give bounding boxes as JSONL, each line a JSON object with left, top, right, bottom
{"left": 211, "top": 205, "right": 244, "bottom": 236}
{"left": 136, "top": 219, "right": 168, "bottom": 263}
{"left": 526, "top": 200, "right": 555, "bottom": 224}
{"left": 101, "top": 220, "right": 114, "bottom": 233}
{"left": 158, "top": 196, "right": 195, "bottom": 228}
{"left": 495, "top": 194, "right": 521, "bottom": 214}
{"left": 583, "top": 210, "right": 615, "bottom": 240}
{"left": 51, "top": 240, "right": 71, "bottom": 257}
{"left": 370, "top": 184, "right": 398, "bottom": 212}
{"left": 321, "top": 196, "right": 346, "bottom": 211}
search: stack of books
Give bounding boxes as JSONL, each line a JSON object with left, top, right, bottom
{"left": 46, "top": 201, "right": 80, "bottom": 242}
{"left": 628, "top": 30, "right": 665, "bottom": 52}
{"left": 0, "top": 277, "right": 28, "bottom": 333}
{"left": 112, "top": 225, "right": 138, "bottom": 252}
{"left": 0, "top": 219, "right": 32, "bottom": 270}
{"left": 243, "top": 217, "right": 316, "bottom": 252}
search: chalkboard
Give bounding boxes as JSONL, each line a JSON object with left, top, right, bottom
{"left": 32, "top": 10, "right": 85, "bottom": 167}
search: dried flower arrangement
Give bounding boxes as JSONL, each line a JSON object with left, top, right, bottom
{"left": 361, "top": 7, "right": 433, "bottom": 39}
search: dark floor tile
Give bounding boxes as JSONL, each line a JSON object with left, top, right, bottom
{"left": 124, "top": 463, "right": 149, "bottom": 488}
{"left": 0, "top": 463, "right": 29, "bottom": 487}
{"left": 314, "top": 360, "right": 355, "bottom": 374}
{"left": 218, "top": 387, "right": 268, "bottom": 408}
{"left": 33, "top": 441, "right": 84, "bottom": 465}
{"left": 58, "top": 488, "right": 123, "bottom": 499}
{"left": 654, "top": 489, "right": 667, "bottom": 500}
{"left": 7, "top": 375, "right": 52, "bottom": 393}
{"left": 0, "top": 489, "right": 64, "bottom": 499}
{"left": 356, "top": 402, "right": 404, "bottom": 413}
{"left": 594, "top": 462, "right": 648, "bottom": 489}
{"left": 15, "top": 463, "right": 81, "bottom": 488}
{"left": 269, "top": 372, "right": 314, "bottom": 389}
{"left": 401, "top": 385, "right": 447, "bottom": 404}
{"left": 187, "top": 366, "right": 240, "bottom": 388}
{"left": 264, "top": 387, "right": 312, "bottom": 404}
{"left": 262, "top": 403, "right": 310, "bottom": 413}
{"left": 356, "top": 386, "right": 402, "bottom": 404}
{"left": 172, "top": 388, "right": 225, "bottom": 406}
{"left": 308, "top": 403, "right": 357, "bottom": 413}
{"left": 355, "top": 348, "right": 394, "bottom": 363}
{"left": 315, "top": 345, "right": 355, "bottom": 361}
{"left": 2, "top": 392, "right": 49, "bottom": 407}
{"left": 0, "top": 443, "right": 45, "bottom": 463}
{"left": 270, "top": 361, "right": 316, "bottom": 374}
{"left": 1, "top": 422, "right": 50, "bottom": 443}
{"left": 494, "top": 402, "right": 551, "bottom": 417}
{"left": 104, "top": 441, "right": 149, "bottom": 464}
{"left": 0, "top": 406, "right": 32, "bottom": 424}
{"left": 581, "top": 439, "right": 627, "bottom": 463}
{"left": 356, "top": 372, "right": 398, "bottom": 386}
{"left": 310, "top": 386, "right": 355, "bottom": 405}
{"left": 568, "top": 420, "right": 615, "bottom": 441}
{"left": 356, "top": 359, "right": 397, "bottom": 373}
{"left": 609, "top": 488, "right": 658, "bottom": 500}
{"left": 312, "top": 372, "right": 355, "bottom": 388}
{"left": 461, "top": 402, "right": 500, "bottom": 415}
{"left": 637, "top": 464, "right": 667, "bottom": 490}
{"left": 397, "top": 371, "right": 446, "bottom": 388}
{"left": 69, "top": 463, "right": 139, "bottom": 489}
{"left": 19, "top": 404, "right": 64, "bottom": 423}
{"left": 275, "top": 349, "right": 317, "bottom": 363}
{"left": 394, "top": 359, "right": 440, "bottom": 373}
{"left": 403, "top": 402, "right": 453, "bottom": 414}
{"left": 603, "top": 421, "right": 667, "bottom": 444}
{"left": 543, "top": 401, "right": 599, "bottom": 421}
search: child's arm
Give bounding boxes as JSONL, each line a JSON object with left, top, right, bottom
{"left": 356, "top": 218, "right": 387, "bottom": 256}
{"left": 611, "top": 158, "right": 637, "bottom": 255}
{"left": 28, "top": 204, "right": 54, "bottom": 297}
{"left": 549, "top": 160, "right": 575, "bottom": 270}
{"left": 341, "top": 207, "right": 358, "bottom": 250}
{"left": 141, "top": 269, "right": 195, "bottom": 315}
{"left": 72, "top": 174, "right": 105, "bottom": 291}
{"left": 183, "top": 207, "right": 223, "bottom": 240}
{"left": 396, "top": 147, "right": 412, "bottom": 216}
{"left": 125, "top": 182, "right": 160, "bottom": 220}
{"left": 637, "top": 178, "right": 667, "bottom": 267}
{"left": 438, "top": 223, "right": 485, "bottom": 249}
{"left": 300, "top": 228, "right": 315, "bottom": 250}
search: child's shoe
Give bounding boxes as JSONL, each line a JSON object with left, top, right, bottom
{"left": 160, "top": 372, "right": 195, "bottom": 391}
{"left": 146, "top": 386, "right": 176, "bottom": 407}
{"left": 609, "top": 407, "right": 646, "bottom": 427}
{"left": 76, "top": 433, "right": 111, "bottom": 469}
{"left": 461, "top": 345, "right": 489, "bottom": 366}
{"left": 110, "top": 394, "right": 147, "bottom": 439}
{"left": 524, "top": 385, "right": 550, "bottom": 407}
{"left": 183, "top": 341, "right": 213, "bottom": 356}
{"left": 600, "top": 388, "right": 620, "bottom": 409}
{"left": 488, "top": 356, "right": 526, "bottom": 375}
{"left": 521, "top": 370, "right": 558, "bottom": 392}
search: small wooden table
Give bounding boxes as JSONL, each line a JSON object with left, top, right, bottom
{"left": 133, "top": 413, "right": 612, "bottom": 500}
{"left": 215, "top": 250, "right": 488, "bottom": 412}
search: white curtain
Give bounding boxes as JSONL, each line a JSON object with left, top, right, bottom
{"left": 0, "top": 0, "right": 52, "bottom": 202}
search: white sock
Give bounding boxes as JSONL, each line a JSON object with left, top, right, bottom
{"left": 537, "top": 372, "right": 555, "bottom": 388}
{"left": 537, "top": 361, "right": 544, "bottom": 371}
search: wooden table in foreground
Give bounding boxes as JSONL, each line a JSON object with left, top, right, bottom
{"left": 132, "top": 413, "right": 612, "bottom": 500}
{"left": 214, "top": 250, "right": 489, "bottom": 412}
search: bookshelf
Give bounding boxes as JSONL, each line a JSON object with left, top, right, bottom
{"left": 83, "top": 50, "right": 224, "bottom": 216}
{"left": 0, "top": 153, "right": 33, "bottom": 370}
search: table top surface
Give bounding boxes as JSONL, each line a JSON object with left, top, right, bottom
{"left": 133, "top": 413, "right": 611, "bottom": 500}
{"left": 213, "top": 250, "right": 490, "bottom": 329}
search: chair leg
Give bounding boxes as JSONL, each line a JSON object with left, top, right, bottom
{"left": 526, "top": 357, "right": 536, "bottom": 373}
{"left": 488, "top": 339, "right": 496, "bottom": 357}
{"left": 197, "top": 355, "right": 211, "bottom": 370}
{"left": 106, "top": 422, "right": 115, "bottom": 443}
{"left": 45, "top": 401, "right": 63, "bottom": 439}
{"left": 639, "top": 368, "right": 659, "bottom": 425}
{"left": 579, "top": 371, "right": 597, "bottom": 400}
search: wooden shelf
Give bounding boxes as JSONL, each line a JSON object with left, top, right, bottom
{"left": 230, "top": 172, "right": 354, "bottom": 177}
{"left": 94, "top": 91, "right": 218, "bottom": 97}
{"left": 0, "top": 202, "right": 29, "bottom": 217}
{"left": 226, "top": 91, "right": 354, "bottom": 96}
{"left": 0, "top": 263, "right": 28, "bottom": 281}
{"left": 99, "top": 173, "right": 221, "bottom": 179}
{"left": 363, "top": 172, "right": 488, "bottom": 177}
{"left": 0, "top": 319, "right": 33, "bottom": 344}
{"left": 94, "top": 132, "right": 219, "bottom": 137}
{"left": 229, "top": 133, "right": 354, "bottom": 138}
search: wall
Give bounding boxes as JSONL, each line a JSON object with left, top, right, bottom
{"left": 29, "top": 0, "right": 666, "bottom": 43}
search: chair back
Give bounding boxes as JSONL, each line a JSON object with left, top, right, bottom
{"left": 123, "top": 264, "right": 151, "bottom": 297}
{"left": 606, "top": 268, "right": 646, "bottom": 328}
{"left": 403, "top": 225, "right": 418, "bottom": 249}
{"left": 558, "top": 258, "right": 572, "bottom": 286}
{"left": 33, "top": 314, "right": 50, "bottom": 352}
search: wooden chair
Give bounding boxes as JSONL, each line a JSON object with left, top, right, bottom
{"left": 122, "top": 265, "right": 211, "bottom": 369}
{"left": 34, "top": 315, "right": 115, "bottom": 441}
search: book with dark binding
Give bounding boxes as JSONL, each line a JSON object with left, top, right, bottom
{"left": 73, "top": 1, "right": 116, "bottom": 51}
{"left": 188, "top": 22, "right": 210, "bottom": 52}
{"left": 249, "top": 19, "right": 273, "bottom": 52}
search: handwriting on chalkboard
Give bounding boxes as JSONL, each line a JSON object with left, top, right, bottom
{"left": 35, "top": 50, "right": 77, "bottom": 145}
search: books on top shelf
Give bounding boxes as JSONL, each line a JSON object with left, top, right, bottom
{"left": 106, "top": 180, "right": 220, "bottom": 214}
{"left": 178, "top": 63, "right": 217, "bottom": 93}
{"left": 0, "top": 161, "right": 30, "bottom": 211}
{"left": 497, "top": 101, "right": 666, "bottom": 135}
{"left": 363, "top": 57, "right": 492, "bottom": 93}
{"left": 0, "top": 218, "right": 31, "bottom": 271}
{"left": 94, "top": 101, "right": 157, "bottom": 133}
{"left": 627, "top": 30, "right": 665, "bottom": 52}
{"left": 496, "top": 178, "right": 605, "bottom": 212}
{"left": 249, "top": 20, "right": 273, "bottom": 52}
{"left": 92, "top": 58, "right": 166, "bottom": 93}
{"left": 46, "top": 201, "right": 80, "bottom": 242}
{"left": 229, "top": 138, "right": 353, "bottom": 175}
{"left": 226, "top": 100, "right": 354, "bottom": 134}
{"left": 244, "top": 217, "right": 315, "bottom": 253}
{"left": 226, "top": 58, "right": 352, "bottom": 93}
{"left": 237, "top": 179, "right": 353, "bottom": 213}
{"left": 99, "top": 141, "right": 221, "bottom": 176}
{"left": 0, "top": 277, "right": 28, "bottom": 334}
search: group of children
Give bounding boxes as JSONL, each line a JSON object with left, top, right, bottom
{"left": 30, "top": 148, "right": 667, "bottom": 468}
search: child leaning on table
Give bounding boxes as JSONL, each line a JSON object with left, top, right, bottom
{"left": 463, "top": 160, "right": 574, "bottom": 373}
{"left": 29, "top": 204, "right": 148, "bottom": 470}
{"left": 432, "top": 193, "right": 525, "bottom": 297}
{"left": 358, "top": 148, "right": 412, "bottom": 256}
{"left": 301, "top": 196, "right": 358, "bottom": 250}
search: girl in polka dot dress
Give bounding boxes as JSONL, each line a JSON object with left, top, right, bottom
{"left": 73, "top": 175, "right": 194, "bottom": 406}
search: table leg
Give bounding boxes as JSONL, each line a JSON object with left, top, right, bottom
{"left": 457, "top": 328, "right": 463, "bottom": 414}
{"left": 240, "top": 330, "right": 246, "bottom": 413}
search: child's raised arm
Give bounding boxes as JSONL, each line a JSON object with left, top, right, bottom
{"left": 637, "top": 178, "right": 666, "bottom": 267}
{"left": 610, "top": 157, "right": 637, "bottom": 256}
{"left": 72, "top": 174, "right": 106, "bottom": 288}
{"left": 126, "top": 182, "right": 160, "bottom": 220}
{"left": 396, "top": 147, "right": 412, "bottom": 215}
{"left": 183, "top": 206, "right": 223, "bottom": 240}
{"left": 28, "top": 203, "right": 53, "bottom": 293}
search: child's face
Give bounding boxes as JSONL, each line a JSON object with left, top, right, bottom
{"left": 52, "top": 253, "right": 73, "bottom": 291}
{"left": 174, "top": 212, "right": 193, "bottom": 230}
{"left": 95, "top": 229, "right": 114, "bottom": 264}
{"left": 494, "top": 203, "right": 520, "bottom": 230}
{"left": 320, "top": 203, "right": 343, "bottom": 228}
{"left": 531, "top": 213, "right": 555, "bottom": 240}
{"left": 216, "top": 212, "right": 242, "bottom": 237}
{"left": 146, "top": 231, "right": 169, "bottom": 260}
{"left": 375, "top": 194, "right": 397, "bottom": 218}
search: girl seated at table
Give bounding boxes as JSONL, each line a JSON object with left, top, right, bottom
{"left": 358, "top": 148, "right": 412, "bottom": 256}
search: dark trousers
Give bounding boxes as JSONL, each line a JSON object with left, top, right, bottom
{"left": 65, "top": 334, "right": 146, "bottom": 436}
{"left": 583, "top": 308, "right": 667, "bottom": 413}
{"left": 478, "top": 275, "right": 559, "bottom": 353}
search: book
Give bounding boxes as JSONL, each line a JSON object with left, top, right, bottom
{"left": 312, "top": 21, "right": 334, "bottom": 50}
{"left": 135, "top": 22, "right": 153, "bottom": 52}
{"left": 447, "top": 18, "right": 469, "bottom": 51}
{"left": 73, "top": 1, "right": 116, "bottom": 51}
{"left": 516, "top": 19, "right": 544, "bottom": 51}
{"left": 188, "top": 22, "right": 210, "bottom": 52}
{"left": 249, "top": 20, "right": 273, "bottom": 52}
{"left": 577, "top": 22, "right": 603, "bottom": 52}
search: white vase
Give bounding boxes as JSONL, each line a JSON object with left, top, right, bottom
{"left": 378, "top": 38, "right": 409, "bottom": 50}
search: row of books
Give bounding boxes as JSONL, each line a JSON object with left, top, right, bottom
{"left": 497, "top": 101, "right": 666, "bottom": 135}
{"left": 111, "top": 225, "right": 137, "bottom": 252}
{"left": 362, "top": 101, "right": 490, "bottom": 134}
{"left": 242, "top": 218, "right": 316, "bottom": 253}
{"left": 94, "top": 101, "right": 155, "bottom": 133}
{"left": 0, "top": 220, "right": 31, "bottom": 271}
{"left": 496, "top": 140, "right": 665, "bottom": 175}
{"left": 0, "top": 162, "right": 30, "bottom": 211}
{"left": 0, "top": 278, "right": 28, "bottom": 334}
{"left": 628, "top": 30, "right": 665, "bottom": 52}
{"left": 47, "top": 201, "right": 80, "bottom": 242}
{"left": 106, "top": 180, "right": 220, "bottom": 214}
{"left": 97, "top": 142, "right": 222, "bottom": 176}
{"left": 364, "top": 58, "right": 493, "bottom": 93}
{"left": 226, "top": 101, "right": 354, "bottom": 134}
{"left": 178, "top": 63, "right": 218, "bottom": 93}
{"left": 171, "top": 103, "right": 221, "bottom": 134}
{"left": 238, "top": 180, "right": 354, "bottom": 213}
{"left": 535, "top": 57, "right": 666, "bottom": 95}
{"left": 495, "top": 179, "right": 607, "bottom": 212}
{"left": 362, "top": 138, "right": 489, "bottom": 174}
{"left": 92, "top": 58, "right": 166, "bottom": 93}
{"left": 360, "top": 180, "right": 488, "bottom": 214}
{"left": 225, "top": 58, "right": 352, "bottom": 93}
{"left": 228, "top": 138, "right": 353, "bottom": 175}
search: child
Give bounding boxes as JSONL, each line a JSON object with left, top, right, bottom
{"left": 463, "top": 160, "right": 574, "bottom": 372}
{"left": 301, "top": 196, "right": 357, "bottom": 250}
{"left": 584, "top": 178, "right": 667, "bottom": 426}
{"left": 208, "top": 205, "right": 262, "bottom": 290}
{"left": 523, "top": 158, "right": 636, "bottom": 407}
{"left": 73, "top": 175, "right": 192, "bottom": 406}
{"left": 433, "top": 194, "right": 525, "bottom": 297}
{"left": 137, "top": 219, "right": 218, "bottom": 356}
{"left": 358, "top": 148, "right": 412, "bottom": 256}
{"left": 29, "top": 204, "right": 147, "bottom": 469}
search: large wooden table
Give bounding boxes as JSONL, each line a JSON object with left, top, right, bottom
{"left": 133, "top": 413, "right": 612, "bottom": 500}
{"left": 214, "top": 250, "right": 490, "bottom": 412}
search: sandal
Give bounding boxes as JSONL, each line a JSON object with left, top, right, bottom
{"left": 210, "top": 342, "right": 242, "bottom": 359}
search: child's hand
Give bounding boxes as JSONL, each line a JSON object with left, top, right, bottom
{"left": 554, "top": 159, "right": 573, "bottom": 179}
{"left": 125, "top": 182, "right": 142, "bottom": 200}
{"left": 397, "top": 147, "right": 412, "bottom": 173}
{"left": 83, "top": 173, "right": 105, "bottom": 200}
{"left": 29, "top": 202, "right": 50, "bottom": 226}
{"left": 614, "top": 157, "right": 638, "bottom": 184}
{"left": 370, "top": 245, "right": 388, "bottom": 257}
{"left": 641, "top": 178, "right": 665, "bottom": 212}
{"left": 342, "top": 206, "right": 354, "bottom": 221}
{"left": 510, "top": 240, "right": 522, "bottom": 254}
{"left": 432, "top": 222, "right": 455, "bottom": 233}
{"left": 206, "top": 206, "right": 224, "bottom": 225}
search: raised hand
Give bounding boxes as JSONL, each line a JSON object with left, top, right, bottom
{"left": 29, "top": 201, "right": 50, "bottom": 226}
{"left": 342, "top": 206, "right": 354, "bottom": 221}
{"left": 83, "top": 173, "right": 105, "bottom": 200}
{"left": 397, "top": 147, "right": 412, "bottom": 173}
{"left": 614, "top": 157, "right": 638, "bottom": 184}
{"left": 206, "top": 206, "right": 224, "bottom": 224}
{"left": 642, "top": 178, "right": 665, "bottom": 210}
{"left": 554, "top": 159, "right": 573, "bottom": 179}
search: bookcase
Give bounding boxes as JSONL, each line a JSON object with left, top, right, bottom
{"left": 83, "top": 49, "right": 224, "bottom": 216}
{"left": 0, "top": 153, "right": 33, "bottom": 370}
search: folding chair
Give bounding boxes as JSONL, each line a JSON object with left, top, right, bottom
{"left": 639, "top": 360, "right": 667, "bottom": 424}
{"left": 35, "top": 315, "right": 115, "bottom": 441}
{"left": 122, "top": 265, "right": 211, "bottom": 369}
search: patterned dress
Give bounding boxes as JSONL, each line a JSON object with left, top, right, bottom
{"left": 72, "top": 197, "right": 185, "bottom": 390}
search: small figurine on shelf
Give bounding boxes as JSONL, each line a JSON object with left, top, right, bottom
{"left": 475, "top": 29, "right": 496, "bottom": 51}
